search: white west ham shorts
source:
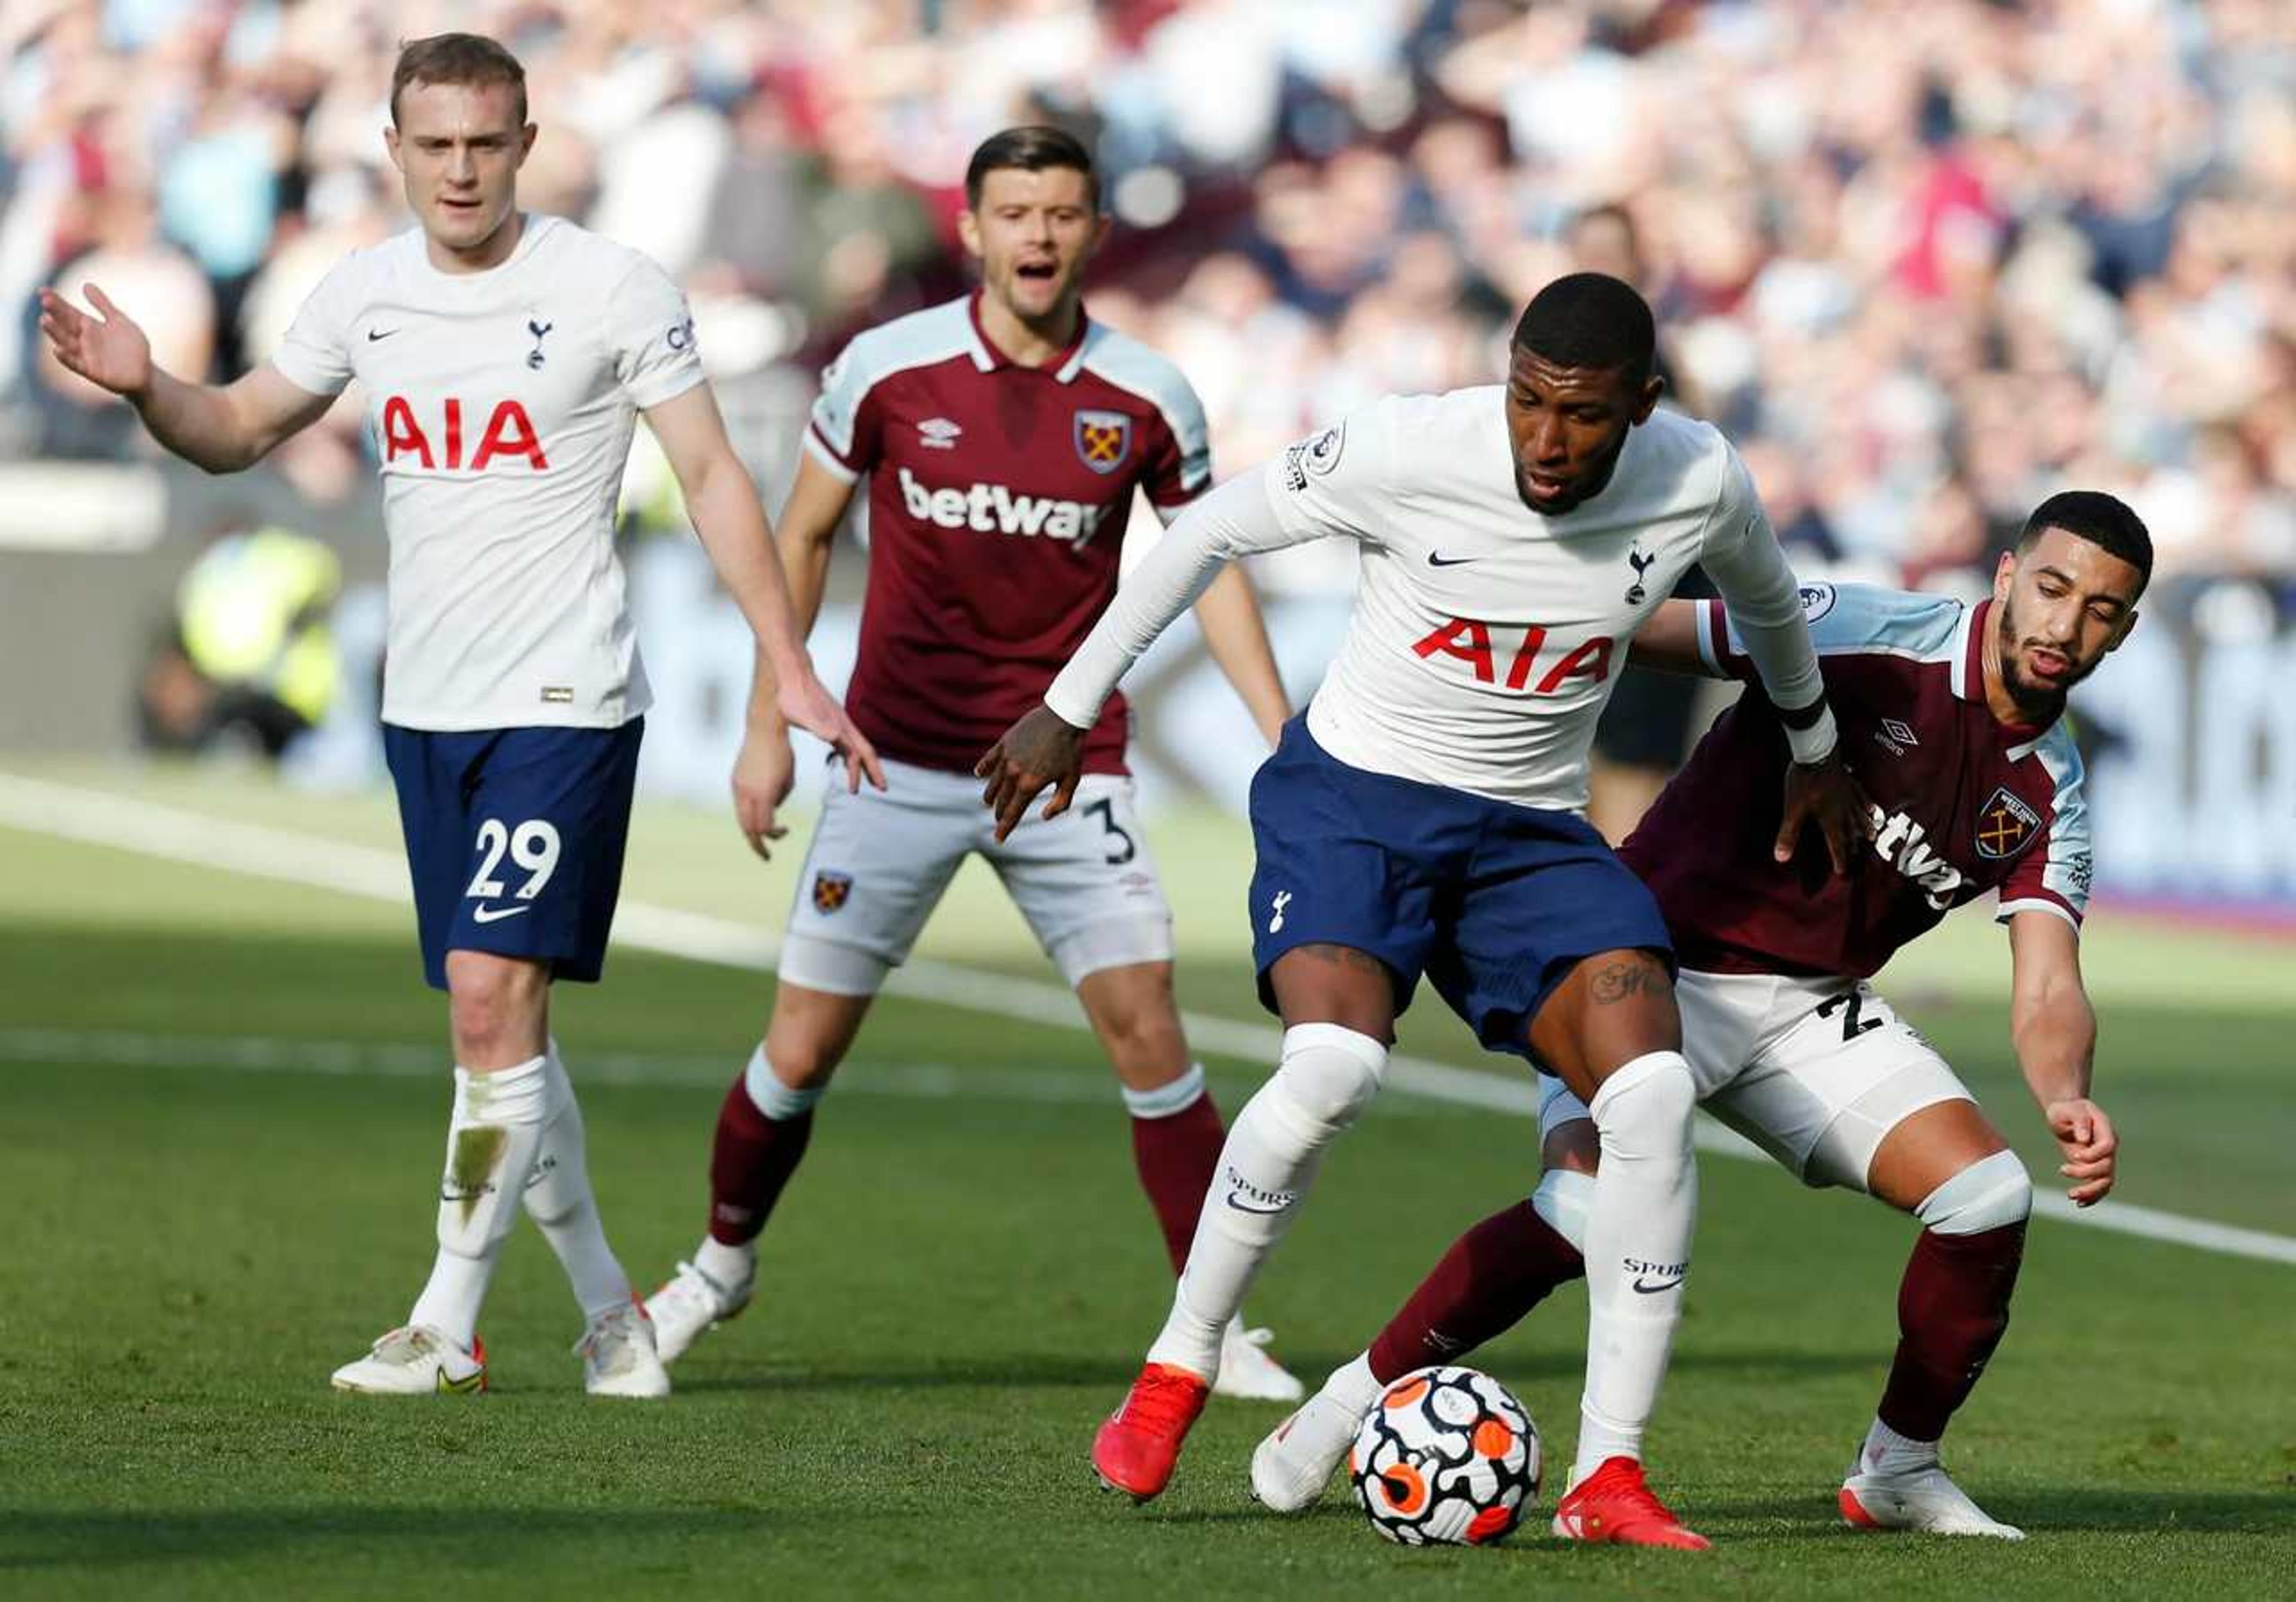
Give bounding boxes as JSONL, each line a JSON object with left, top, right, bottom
{"left": 779, "top": 756, "right": 1174, "bottom": 996}
{"left": 1537, "top": 971, "right": 1975, "bottom": 1192}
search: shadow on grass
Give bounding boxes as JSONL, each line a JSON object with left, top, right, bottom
{"left": 0, "top": 1505, "right": 791, "bottom": 1572}
{"left": 670, "top": 1345, "right": 1882, "bottom": 1396}
{"left": 1687, "top": 1487, "right": 2296, "bottom": 1539}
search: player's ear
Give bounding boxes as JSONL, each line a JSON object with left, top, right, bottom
{"left": 1992, "top": 550, "right": 2017, "bottom": 602}
{"left": 384, "top": 121, "right": 403, "bottom": 173}
{"left": 1631, "top": 373, "right": 1664, "bottom": 423}
{"left": 957, "top": 207, "right": 984, "bottom": 263}
{"left": 518, "top": 122, "right": 538, "bottom": 164}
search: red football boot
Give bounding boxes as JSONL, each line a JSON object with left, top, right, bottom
{"left": 1091, "top": 1363, "right": 1211, "bottom": 1502}
{"left": 1550, "top": 1456, "right": 1712, "bottom": 1550}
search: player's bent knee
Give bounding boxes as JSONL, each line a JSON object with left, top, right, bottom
{"left": 1531, "top": 1167, "right": 1593, "bottom": 1254}
{"left": 1915, "top": 1148, "right": 2032, "bottom": 1236}
{"left": 1269, "top": 1023, "right": 1388, "bottom": 1137}
{"left": 1587, "top": 1051, "right": 1697, "bottom": 1157}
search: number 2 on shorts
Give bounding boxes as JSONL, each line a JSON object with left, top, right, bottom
{"left": 466, "top": 818, "right": 564, "bottom": 901}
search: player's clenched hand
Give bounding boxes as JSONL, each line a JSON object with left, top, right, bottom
{"left": 731, "top": 725, "right": 795, "bottom": 861}
{"left": 37, "top": 283, "right": 152, "bottom": 398}
{"left": 2044, "top": 1097, "right": 2117, "bottom": 1206}
{"left": 776, "top": 673, "right": 886, "bottom": 795}
{"left": 976, "top": 704, "right": 1087, "bottom": 842}
{"left": 1776, "top": 749, "right": 1872, "bottom": 875}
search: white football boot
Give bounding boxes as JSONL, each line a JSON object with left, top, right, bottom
{"left": 1840, "top": 1460, "right": 2025, "bottom": 1539}
{"left": 331, "top": 1325, "right": 487, "bottom": 1394}
{"left": 1250, "top": 1382, "right": 1374, "bottom": 1511}
{"left": 577, "top": 1300, "right": 671, "bottom": 1398}
{"left": 644, "top": 1257, "right": 755, "bottom": 1366}
{"left": 1212, "top": 1322, "right": 1305, "bottom": 1403}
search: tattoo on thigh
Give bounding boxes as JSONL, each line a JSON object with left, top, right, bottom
{"left": 1588, "top": 956, "right": 1663, "bottom": 1005}
{"left": 1296, "top": 942, "right": 1389, "bottom": 975}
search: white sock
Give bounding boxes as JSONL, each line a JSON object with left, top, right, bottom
{"left": 408, "top": 1055, "right": 551, "bottom": 1349}
{"left": 1145, "top": 1024, "right": 1387, "bottom": 1378}
{"left": 1573, "top": 1050, "right": 1699, "bottom": 1485}
{"left": 695, "top": 1235, "right": 755, "bottom": 1289}
{"left": 520, "top": 1046, "right": 633, "bottom": 1323}
{"left": 1859, "top": 1415, "right": 1940, "bottom": 1477}
{"left": 1323, "top": 1351, "right": 1384, "bottom": 1417}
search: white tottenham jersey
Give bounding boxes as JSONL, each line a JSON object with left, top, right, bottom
{"left": 272, "top": 214, "right": 704, "bottom": 730}
{"left": 1047, "top": 389, "right": 1823, "bottom": 810}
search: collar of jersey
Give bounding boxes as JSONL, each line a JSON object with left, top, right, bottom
{"left": 966, "top": 289, "right": 1092, "bottom": 382}
{"left": 1954, "top": 597, "right": 2050, "bottom": 743}
{"left": 410, "top": 211, "right": 552, "bottom": 288}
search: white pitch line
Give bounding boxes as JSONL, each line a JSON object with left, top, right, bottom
{"left": 4, "top": 770, "right": 2292, "bottom": 1268}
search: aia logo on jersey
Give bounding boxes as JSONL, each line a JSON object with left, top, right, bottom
{"left": 380, "top": 397, "right": 548, "bottom": 472}
{"left": 1412, "top": 618, "right": 1615, "bottom": 695}
{"left": 1975, "top": 787, "right": 2040, "bottom": 859}
{"left": 811, "top": 869, "right": 853, "bottom": 913}
{"left": 1073, "top": 409, "right": 1132, "bottom": 474}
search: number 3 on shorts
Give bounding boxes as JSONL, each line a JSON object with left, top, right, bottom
{"left": 466, "top": 818, "right": 564, "bottom": 902}
{"left": 1083, "top": 797, "right": 1136, "bottom": 866}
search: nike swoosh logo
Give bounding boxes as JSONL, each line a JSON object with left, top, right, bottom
{"left": 367, "top": 328, "right": 399, "bottom": 341}
{"left": 436, "top": 1366, "right": 485, "bottom": 1394}
{"left": 1225, "top": 1192, "right": 1289, "bottom": 1216}
{"left": 1631, "top": 1276, "right": 1684, "bottom": 1295}
{"left": 471, "top": 904, "right": 530, "bottom": 924}
{"left": 1427, "top": 551, "right": 1476, "bottom": 567}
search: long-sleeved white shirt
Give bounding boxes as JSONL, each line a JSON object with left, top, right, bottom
{"left": 1046, "top": 389, "right": 1825, "bottom": 811}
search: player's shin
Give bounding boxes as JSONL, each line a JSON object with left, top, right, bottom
{"left": 1123, "top": 1063, "right": 1226, "bottom": 1274}
{"left": 700, "top": 1046, "right": 821, "bottom": 1281}
{"left": 1367, "top": 1170, "right": 1592, "bottom": 1385}
{"left": 520, "top": 1045, "right": 634, "bottom": 1321}
{"left": 408, "top": 1055, "right": 551, "bottom": 1349}
{"left": 1144, "top": 1025, "right": 1387, "bottom": 1377}
{"left": 1867, "top": 1151, "right": 2031, "bottom": 1470}
{"left": 1575, "top": 1052, "right": 1697, "bottom": 1484}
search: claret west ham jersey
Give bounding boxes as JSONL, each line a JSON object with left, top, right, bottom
{"left": 272, "top": 214, "right": 704, "bottom": 731}
{"left": 1622, "top": 582, "right": 2093, "bottom": 979}
{"left": 804, "top": 292, "right": 1210, "bottom": 776}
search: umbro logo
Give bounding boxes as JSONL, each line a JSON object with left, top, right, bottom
{"left": 1874, "top": 717, "right": 1920, "bottom": 756}
{"left": 917, "top": 417, "right": 962, "bottom": 449}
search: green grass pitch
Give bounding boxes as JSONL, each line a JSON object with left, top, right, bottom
{"left": 1, "top": 766, "right": 2291, "bottom": 1598}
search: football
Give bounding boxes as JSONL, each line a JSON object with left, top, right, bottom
{"left": 1349, "top": 1366, "right": 1541, "bottom": 1546}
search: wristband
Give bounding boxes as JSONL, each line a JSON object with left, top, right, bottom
{"left": 1782, "top": 702, "right": 1838, "bottom": 766}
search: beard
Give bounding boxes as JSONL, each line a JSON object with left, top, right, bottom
{"left": 1994, "top": 601, "right": 2083, "bottom": 718}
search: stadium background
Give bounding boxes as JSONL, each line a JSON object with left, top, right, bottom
{"left": 2, "top": 0, "right": 2294, "bottom": 905}
{"left": 2, "top": 5, "right": 2293, "bottom": 1597}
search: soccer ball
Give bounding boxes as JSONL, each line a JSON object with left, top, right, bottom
{"left": 1349, "top": 1366, "right": 1540, "bottom": 1546}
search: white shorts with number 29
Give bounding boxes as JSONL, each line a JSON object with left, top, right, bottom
{"left": 1538, "top": 970, "right": 1976, "bottom": 1192}
{"left": 778, "top": 756, "right": 1174, "bottom": 996}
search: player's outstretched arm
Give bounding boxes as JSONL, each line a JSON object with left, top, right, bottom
{"left": 2007, "top": 910, "right": 2116, "bottom": 1206}
{"left": 643, "top": 384, "right": 886, "bottom": 797}
{"left": 1189, "top": 563, "right": 1291, "bottom": 745}
{"left": 1697, "top": 452, "right": 1869, "bottom": 871}
{"left": 977, "top": 465, "right": 1317, "bottom": 840}
{"left": 1623, "top": 599, "right": 1722, "bottom": 677}
{"left": 39, "top": 284, "right": 332, "bottom": 472}
{"left": 729, "top": 456, "right": 860, "bottom": 859}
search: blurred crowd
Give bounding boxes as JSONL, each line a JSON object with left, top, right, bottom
{"left": 8, "top": 0, "right": 2296, "bottom": 593}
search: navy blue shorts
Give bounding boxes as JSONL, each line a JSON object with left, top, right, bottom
{"left": 383, "top": 721, "right": 643, "bottom": 991}
{"left": 1247, "top": 718, "right": 1672, "bottom": 1060}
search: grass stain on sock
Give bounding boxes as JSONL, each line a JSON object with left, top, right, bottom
{"left": 448, "top": 1125, "right": 507, "bottom": 1226}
